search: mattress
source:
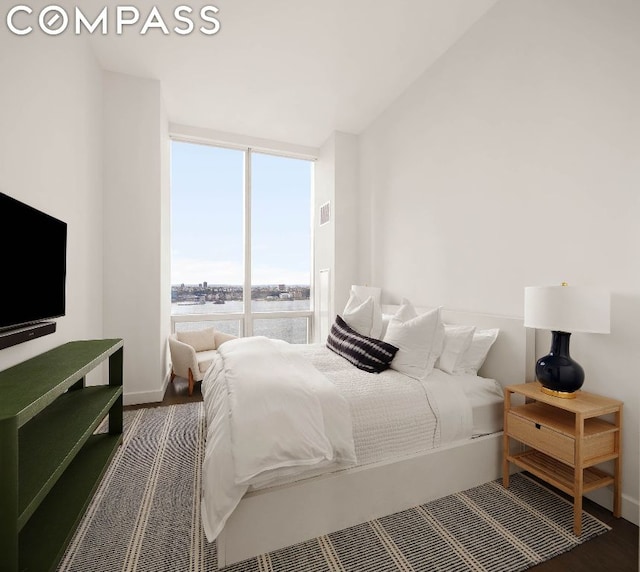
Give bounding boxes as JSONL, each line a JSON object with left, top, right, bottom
{"left": 247, "top": 344, "right": 505, "bottom": 489}
{"left": 435, "top": 369, "right": 505, "bottom": 437}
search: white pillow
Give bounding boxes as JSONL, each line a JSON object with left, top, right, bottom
{"left": 176, "top": 327, "right": 217, "bottom": 352}
{"left": 400, "top": 298, "right": 444, "bottom": 372}
{"left": 437, "top": 325, "right": 476, "bottom": 374}
{"left": 350, "top": 285, "right": 383, "bottom": 339}
{"left": 342, "top": 292, "right": 375, "bottom": 337}
{"left": 454, "top": 328, "right": 500, "bottom": 375}
{"left": 427, "top": 319, "right": 445, "bottom": 372}
{"left": 383, "top": 301, "right": 442, "bottom": 380}
{"left": 379, "top": 313, "right": 394, "bottom": 339}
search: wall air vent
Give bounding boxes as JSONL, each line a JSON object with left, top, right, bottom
{"left": 320, "top": 201, "right": 331, "bottom": 226}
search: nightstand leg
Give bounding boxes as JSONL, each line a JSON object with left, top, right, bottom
{"left": 502, "top": 390, "right": 511, "bottom": 488}
{"left": 613, "top": 407, "right": 622, "bottom": 517}
{"left": 573, "top": 484, "right": 583, "bottom": 536}
{"left": 574, "top": 414, "right": 585, "bottom": 535}
{"left": 613, "top": 462, "right": 621, "bottom": 517}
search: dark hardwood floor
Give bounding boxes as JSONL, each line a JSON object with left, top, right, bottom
{"left": 124, "top": 375, "right": 204, "bottom": 410}
{"left": 527, "top": 477, "right": 638, "bottom": 572}
{"left": 126, "top": 378, "right": 639, "bottom": 572}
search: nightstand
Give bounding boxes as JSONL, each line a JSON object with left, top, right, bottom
{"left": 502, "top": 382, "right": 622, "bottom": 535}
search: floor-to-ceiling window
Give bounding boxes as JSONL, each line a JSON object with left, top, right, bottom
{"left": 170, "top": 139, "right": 314, "bottom": 343}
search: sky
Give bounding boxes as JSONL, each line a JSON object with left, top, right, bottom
{"left": 171, "top": 141, "right": 312, "bottom": 286}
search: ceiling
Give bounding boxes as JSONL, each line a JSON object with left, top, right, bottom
{"left": 89, "top": 0, "right": 498, "bottom": 148}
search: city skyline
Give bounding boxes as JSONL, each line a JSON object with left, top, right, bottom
{"left": 171, "top": 282, "right": 311, "bottom": 287}
{"left": 172, "top": 283, "right": 310, "bottom": 305}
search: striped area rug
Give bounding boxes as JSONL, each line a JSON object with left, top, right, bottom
{"left": 58, "top": 402, "right": 610, "bottom": 572}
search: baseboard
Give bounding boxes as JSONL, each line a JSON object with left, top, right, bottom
{"left": 124, "top": 387, "right": 165, "bottom": 406}
{"left": 585, "top": 488, "right": 639, "bottom": 526}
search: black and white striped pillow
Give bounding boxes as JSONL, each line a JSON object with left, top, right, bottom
{"left": 326, "top": 315, "right": 399, "bottom": 373}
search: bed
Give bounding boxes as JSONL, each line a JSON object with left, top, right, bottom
{"left": 202, "top": 304, "right": 534, "bottom": 569}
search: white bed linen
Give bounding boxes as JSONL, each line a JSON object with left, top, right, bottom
{"left": 200, "top": 338, "right": 356, "bottom": 541}
{"left": 200, "top": 342, "right": 500, "bottom": 543}
{"left": 226, "top": 337, "right": 356, "bottom": 483}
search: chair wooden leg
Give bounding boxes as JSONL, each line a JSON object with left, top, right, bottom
{"left": 170, "top": 371, "right": 176, "bottom": 383}
{"left": 188, "top": 369, "right": 194, "bottom": 396}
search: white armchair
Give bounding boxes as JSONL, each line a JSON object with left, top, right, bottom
{"left": 168, "top": 327, "right": 237, "bottom": 395}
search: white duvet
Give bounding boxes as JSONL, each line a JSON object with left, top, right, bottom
{"left": 200, "top": 339, "right": 498, "bottom": 543}
{"left": 200, "top": 337, "right": 356, "bottom": 541}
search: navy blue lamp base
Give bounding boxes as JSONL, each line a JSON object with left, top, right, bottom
{"left": 535, "top": 331, "right": 584, "bottom": 399}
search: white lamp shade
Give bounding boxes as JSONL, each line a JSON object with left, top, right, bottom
{"left": 524, "top": 285, "right": 610, "bottom": 334}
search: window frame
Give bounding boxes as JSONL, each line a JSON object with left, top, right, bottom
{"left": 169, "top": 137, "right": 315, "bottom": 343}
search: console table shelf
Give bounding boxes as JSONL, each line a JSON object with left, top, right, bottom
{"left": 0, "top": 339, "right": 124, "bottom": 572}
{"left": 19, "top": 433, "right": 122, "bottom": 572}
{"left": 18, "top": 385, "right": 122, "bottom": 528}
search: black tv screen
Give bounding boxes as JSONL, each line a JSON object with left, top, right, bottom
{"left": 0, "top": 192, "right": 67, "bottom": 332}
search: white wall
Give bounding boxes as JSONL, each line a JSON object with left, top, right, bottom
{"left": 160, "top": 99, "right": 172, "bottom": 385}
{"left": 102, "top": 71, "right": 170, "bottom": 405}
{"left": 0, "top": 33, "right": 104, "bottom": 375}
{"left": 359, "top": 0, "right": 639, "bottom": 523}
{"left": 0, "top": 40, "right": 170, "bottom": 403}
{"left": 333, "top": 133, "right": 361, "bottom": 315}
{"left": 314, "top": 135, "right": 336, "bottom": 342}
{"left": 314, "top": 131, "right": 360, "bottom": 342}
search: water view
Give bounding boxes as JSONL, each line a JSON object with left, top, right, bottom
{"left": 172, "top": 298, "right": 312, "bottom": 344}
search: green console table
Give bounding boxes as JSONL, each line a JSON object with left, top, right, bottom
{"left": 0, "top": 339, "right": 124, "bottom": 572}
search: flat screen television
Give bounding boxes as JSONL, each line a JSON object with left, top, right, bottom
{"left": 0, "top": 192, "right": 67, "bottom": 333}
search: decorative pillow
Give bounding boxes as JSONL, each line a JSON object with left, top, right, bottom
{"left": 176, "top": 327, "right": 217, "bottom": 352}
{"left": 436, "top": 324, "right": 476, "bottom": 374}
{"left": 454, "top": 328, "right": 500, "bottom": 375}
{"left": 342, "top": 291, "right": 375, "bottom": 337}
{"left": 326, "top": 315, "right": 399, "bottom": 373}
{"left": 382, "top": 301, "right": 443, "bottom": 380}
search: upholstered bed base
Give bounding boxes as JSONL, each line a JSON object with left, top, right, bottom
{"left": 215, "top": 308, "right": 534, "bottom": 568}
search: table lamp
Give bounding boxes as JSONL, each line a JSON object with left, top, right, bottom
{"left": 524, "top": 283, "right": 610, "bottom": 398}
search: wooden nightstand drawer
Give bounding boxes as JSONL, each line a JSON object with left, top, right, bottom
{"left": 507, "top": 402, "right": 617, "bottom": 467}
{"left": 507, "top": 409, "right": 574, "bottom": 464}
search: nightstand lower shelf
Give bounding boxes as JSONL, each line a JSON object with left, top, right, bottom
{"left": 508, "top": 450, "right": 614, "bottom": 497}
